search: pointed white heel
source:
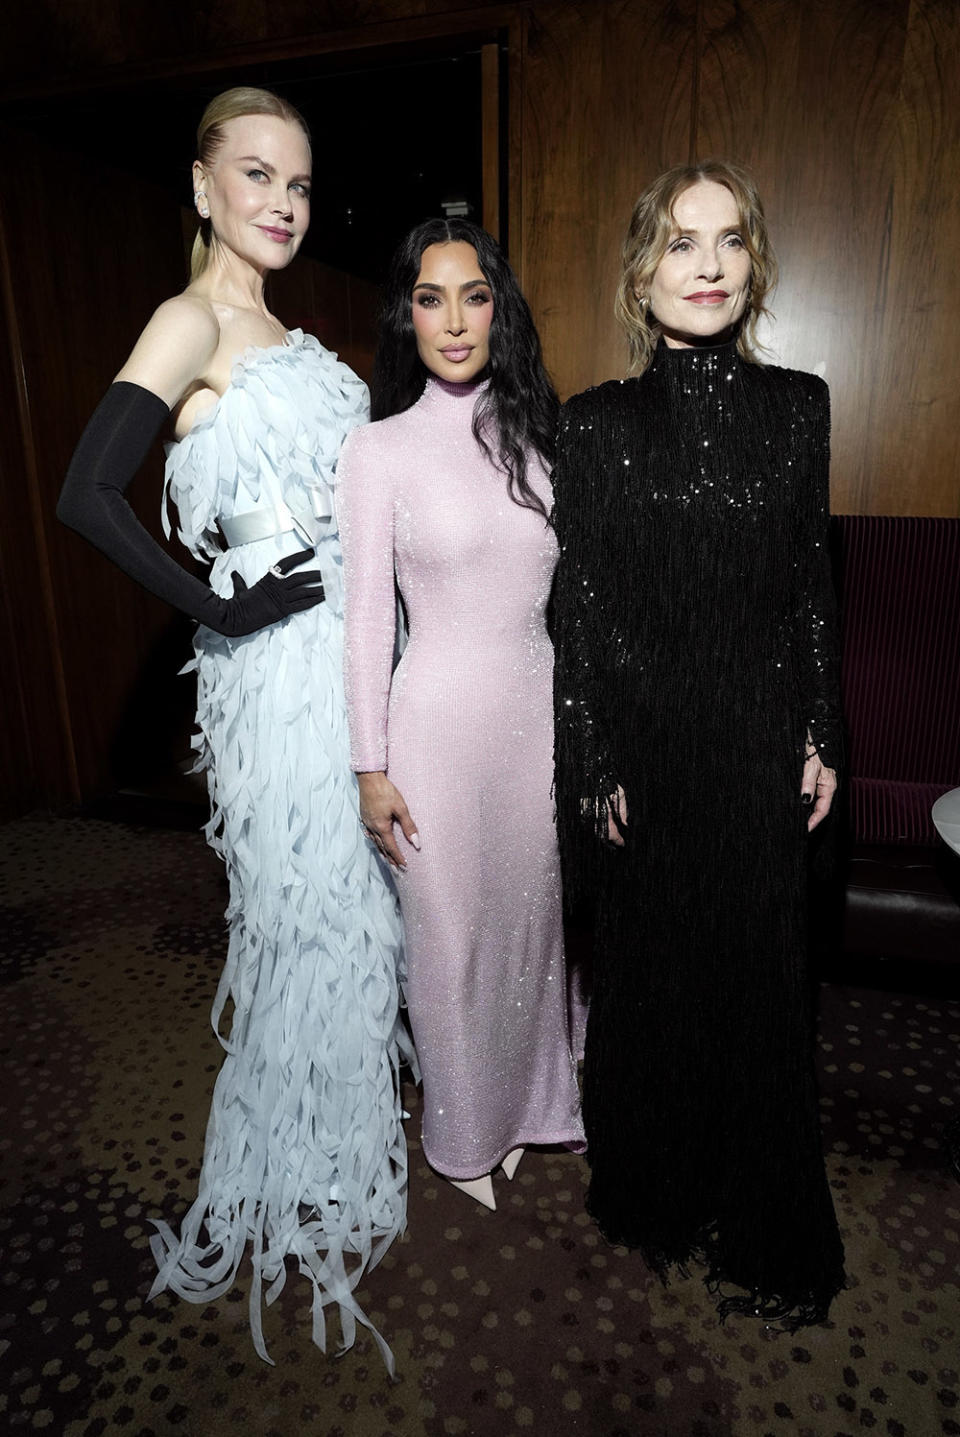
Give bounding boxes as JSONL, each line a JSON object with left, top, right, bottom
{"left": 448, "top": 1173, "right": 497, "bottom": 1210}
{"left": 500, "top": 1147, "right": 524, "bottom": 1181}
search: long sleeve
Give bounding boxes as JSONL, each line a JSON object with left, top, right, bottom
{"left": 551, "top": 393, "right": 619, "bottom": 905}
{"left": 338, "top": 426, "right": 397, "bottom": 773}
{"left": 791, "top": 378, "right": 842, "bottom": 772}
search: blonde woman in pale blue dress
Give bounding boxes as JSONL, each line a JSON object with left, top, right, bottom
{"left": 58, "top": 86, "right": 410, "bottom": 1369}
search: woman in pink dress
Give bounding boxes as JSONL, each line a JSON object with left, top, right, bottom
{"left": 339, "top": 219, "right": 584, "bottom": 1210}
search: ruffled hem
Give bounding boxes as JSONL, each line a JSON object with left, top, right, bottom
{"left": 148, "top": 597, "right": 413, "bottom": 1369}
{"left": 148, "top": 1057, "right": 411, "bottom": 1370}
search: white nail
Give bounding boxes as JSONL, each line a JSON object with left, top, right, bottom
{"left": 410, "top": 832, "right": 421, "bottom": 851}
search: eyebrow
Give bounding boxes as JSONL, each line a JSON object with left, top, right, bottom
{"left": 413, "top": 279, "right": 489, "bottom": 292}
{"left": 236, "top": 155, "right": 312, "bottom": 183}
{"left": 670, "top": 224, "right": 742, "bottom": 236}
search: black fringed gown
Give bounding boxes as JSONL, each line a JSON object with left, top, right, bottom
{"left": 552, "top": 340, "right": 845, "bottom": 1326}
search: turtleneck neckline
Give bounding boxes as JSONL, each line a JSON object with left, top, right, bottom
{"left": 422, "top": 376, "right": 489, "bottom": 404}
{"left": 653, "top": 336, "right": 739, "bottom": 365}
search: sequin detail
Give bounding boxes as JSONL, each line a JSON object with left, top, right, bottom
{"left": 552, "top": 340, "right": 845, "bottom": 1328}
{"left": 340, "top": 377, "right": 585, "bottom": 1180}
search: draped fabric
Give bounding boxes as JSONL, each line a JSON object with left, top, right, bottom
{"left": 552, "top": 341, "right": 845, "bottom": 1326}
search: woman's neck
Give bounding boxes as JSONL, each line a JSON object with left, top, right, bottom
{"left": 424, "top": 374, "right": 486, "bottom": 396}
{"left": 659, "top": 330, "right": 739, "bottom": 354}
{"left": 655, "top": 333, "right": 738, "bottom": 358}
{"left": 191, "top": 242, "right": 270, "bottom": 315}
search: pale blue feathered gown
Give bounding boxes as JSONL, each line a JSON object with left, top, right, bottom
{"left": 148, "top": 331, "right": 411, "bottom": 1369}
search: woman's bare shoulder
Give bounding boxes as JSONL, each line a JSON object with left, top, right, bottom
{"left": 115, "top": 294, "right": 221, "bottom": 408}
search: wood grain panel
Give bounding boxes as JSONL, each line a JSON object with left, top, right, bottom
{"left": 0, "top": 0, "right": 197, "bottom": 84}
{"left": 503, "top": 14, "right": 526, "bottom": 262}
{"left": 3, "top": 127, "right": 195, "bottom": 801}
{"left": 481, "top": 40, "right": 501, "bottom": 241}
{"left": 522, "top": 0, "right": 696, "bottom": 398}
{"left": 858, "top": 0, "right": 960, "bottom": 516}
{"left": 521, "top": 2, "right": 607, "bottom": 398}
{"left": 0, "top": 210, "right": 78, "bottom": 814}
{"left": 590, "top": 0, "right": 698, "bottom": 386}
{"left": 693, "top": 0, "right": 954, "bottom": 516}
{"left": 268, "top": 253, "right": 380, "bottom": 382}
{"left": 0, "top": 1, "right": 515, "bottom": 97}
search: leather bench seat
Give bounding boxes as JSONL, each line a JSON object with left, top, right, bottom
{"left": 844, "top": 842, "right": 960, "bottom": 964}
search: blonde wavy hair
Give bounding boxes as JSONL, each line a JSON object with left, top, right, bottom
{"left": 615, "top": 159, "right": 778, "bottom": 374}
{"left": 190, "top": 86, "right": 310, "bottom": 281}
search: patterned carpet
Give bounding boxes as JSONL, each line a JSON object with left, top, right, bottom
{"left": 1, "top": 811, "right": 958, "bottom": 1437}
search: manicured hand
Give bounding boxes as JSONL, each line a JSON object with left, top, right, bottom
{"left": 357, "top": 770, "right": 420, "bottom": 871}
{"left": 607, "top": 785, "right": 628, "bottom": 846}
{"left": 801, "top": 750, "right": 837, "bottom": 832}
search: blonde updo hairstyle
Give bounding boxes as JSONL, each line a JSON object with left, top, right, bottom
{"left": 191, "top": 86, "right": 310, "bottom": 281}
{"left": 615, "top": 159, "right": 778, "bottom": 374}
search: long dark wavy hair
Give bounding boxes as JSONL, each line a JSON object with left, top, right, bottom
{"left": 371, "top": 218, "right": 558, "bottom": 519}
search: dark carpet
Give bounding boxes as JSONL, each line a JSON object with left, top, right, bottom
{"left": 1, "top": 812, "right": 958, "bottom": 1437}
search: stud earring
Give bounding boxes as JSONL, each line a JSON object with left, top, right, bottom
{"left": 195, "top": 192, "right": 209, "bottom": 219}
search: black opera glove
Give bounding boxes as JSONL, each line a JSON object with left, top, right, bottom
{"left": 58, "top": 380, "right": 325, "bottom": 637}
{"left": 220, "top": 550, "right": 325, "bottom": 636}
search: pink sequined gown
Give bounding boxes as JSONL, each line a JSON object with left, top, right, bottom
{"left": 339, "top": 377, "right": 584, "bottom": 1180}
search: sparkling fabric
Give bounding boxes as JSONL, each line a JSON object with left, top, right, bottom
{"left": 339, "top": 377, "right": 584, "bottom": 1180}
{"left": 150, "top": 332, "right": 411, "bottom": 1369}
{"left": 552, "top": 340, "right": 846, "bottom": 1326}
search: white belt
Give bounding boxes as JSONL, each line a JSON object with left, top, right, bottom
{"left": 217, "top": 503, "right": 331, "bottom": 549}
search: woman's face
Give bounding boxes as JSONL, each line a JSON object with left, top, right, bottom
{"left": 194, "top": 114, "right": 311, "bottom": 273}
{"left": 411, "top": 241, "right": 493, "bottom": 383}
{"left": 645, "top": 180, "right": 752, "bottom": 348}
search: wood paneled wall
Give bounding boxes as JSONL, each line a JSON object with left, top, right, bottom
{"left": 268, "top": 254, "right": 380, "bottom": 382}
{"left": 0, "top": 213, "right": 79, "bottom": 814}
{"left": 0, "top": 1, "right": 514, "bottom": 97}
{"left": 0, "top": 131, "right": 193, "bottom": 810}
{"left": 520, "top": 0, "right": 960, "bottom": 518}
{"left": 1, "top": 0, "right": 958, "bottom": 812}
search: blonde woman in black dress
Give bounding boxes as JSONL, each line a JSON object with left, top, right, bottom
{"left": 553, "top": 160, "right": 845, "bottom": 1327}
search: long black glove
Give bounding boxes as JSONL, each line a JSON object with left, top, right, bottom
{"left": 57, "top": 381, "right": 325, "bottom": 636}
